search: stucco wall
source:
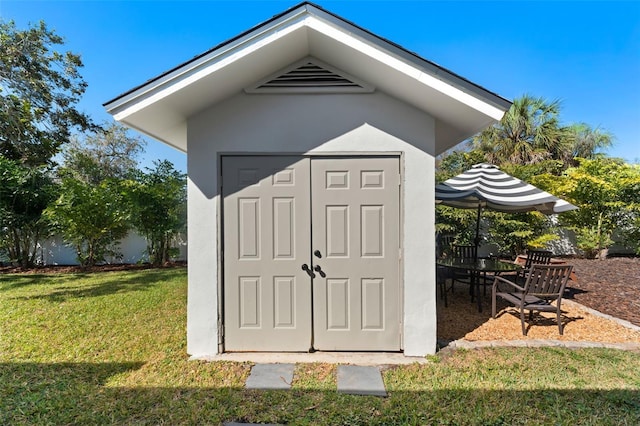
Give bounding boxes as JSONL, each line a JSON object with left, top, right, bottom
{"left": 187, "top": 91, "right": 438, "bottom": 357}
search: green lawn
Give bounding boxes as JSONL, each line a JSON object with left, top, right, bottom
{"left": 1, "top": 268, "right": 639, "bottom": 425}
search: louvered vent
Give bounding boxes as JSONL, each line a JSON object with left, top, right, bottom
{"left": 246, "top": 58, "right": 374, "bottom": 93}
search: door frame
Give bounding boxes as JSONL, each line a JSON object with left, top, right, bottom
{"left": 217, "top": 152, "right": 405, "bottom": 353}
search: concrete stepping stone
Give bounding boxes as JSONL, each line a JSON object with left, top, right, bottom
{"left": 337, "top": 365, "right": 387, "bottom": 397}
{"left": 245, "top": 363, "right": 294, "bottom": 390}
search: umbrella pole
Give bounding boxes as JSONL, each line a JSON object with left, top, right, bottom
{"left": 474, "top": 204, "right": 481, "bottom": 251}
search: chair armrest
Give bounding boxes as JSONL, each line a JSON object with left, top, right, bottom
{"left": 492, "top": 275, "right": 525, "bottom": 292}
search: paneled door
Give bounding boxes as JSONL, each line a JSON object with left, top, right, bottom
{"left": 311, "top": 157, "right": 400, "bottom": 351}
{"left": 222, "top": 156, "right": 312, "bottom": 351}
{"left": 222, "top": 156, "right": 400, "bottom": 352}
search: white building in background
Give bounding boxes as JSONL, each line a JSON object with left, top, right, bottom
{"left": 34, "top": 232, "right": 187, "bottom": 266}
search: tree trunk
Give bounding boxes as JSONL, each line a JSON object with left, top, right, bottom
{"left": 597, "top": 213, "right": 606, "bottom": 260}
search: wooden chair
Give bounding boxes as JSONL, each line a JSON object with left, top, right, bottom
{"left": 436, "top": 234, "right": 456, "bottom": 259}
{"left": 436, "top": 234, "right": 456, "bottom": 306}
{"left": 492, "top": 264, "right": 573, "bottom": 335}
{"left": 453, "top": 244, "right": 477, "bottom": 260}
{"left": 449, "top": 244, "right": 478, "bottom": 293}
{"left": 514, "top": 250, "right": 553, "bottom": 284}
{"left": 436, "top": 263, "right": 451, "bottom": 307}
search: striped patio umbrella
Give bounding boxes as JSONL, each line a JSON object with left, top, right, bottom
{"left": 435, "top": 163, "right": 578, "bottom": 245}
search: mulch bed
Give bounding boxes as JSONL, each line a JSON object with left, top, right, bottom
{"left": 564, "top": 257, "right": 640, "bottom": 326}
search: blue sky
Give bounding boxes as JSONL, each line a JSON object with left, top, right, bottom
{"left": 2, "top": 0, "right": 639, "bottom": 172}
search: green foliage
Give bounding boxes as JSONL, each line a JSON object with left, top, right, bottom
{"left": 470, "top": 95, "right": 613, "bottom": 170}
{"left": 435, "top": 149, "right": 486, "bottom": 182}
{"left": 437, "top": 94, "right": 633, "bottom": 258}
{"left": 0, "top": 157, "right": 58, "bottom": 266}
{"left": 484, "top": 211, "right": 555, "bottom": 257}
{"left": 500, "top": 160, "right": 565, "bottom": 180}
{"left": 536, "top": 158, "right": 640, "bottom": 258}
{"left": 127, "top": 160, "right": 186, "bottom": 266}
{"left": 0, "top": 18, "right": 95, "bottom": 266}
{"left": 471, "top": 94, "right": 568, "bottom": 166}
{"left": 0, "top": 20, "right": 189, "bottom": 267}
{"left": 527, "top": 233, "right": 561, "bottom": 250}
{"left": 0, "top": 19, "right": 94, "bottom": 166}
{"left": 62, "top": 122, "right": 146, "bottom": 184}
{"left": 563, "top": 123, "right": 613, "bottom": 167}
{"left": 45, "top": 178, "right": 130, "bottom": 266}
{"left": 574, "top": 228, "right": 614, "bottom": 259}
{"left": 435, "top": 205, "right": 478, "bottom": 245}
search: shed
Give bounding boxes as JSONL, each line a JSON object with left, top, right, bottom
{"left": 104, "top": 2, "right": 511, "bottom": 357}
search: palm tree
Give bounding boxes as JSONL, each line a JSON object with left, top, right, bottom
{"left": 471, "top": 95, "right": 568, "bottom": 165}
{"left": 562, "top": 123, "right": 613, "bottom": 167}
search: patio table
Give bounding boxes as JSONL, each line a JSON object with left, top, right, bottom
{"left": 437, "top": 257, "right": 522, "bottom": 312}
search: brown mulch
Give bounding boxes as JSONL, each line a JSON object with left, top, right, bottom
{"left": 564, "top": 257, "right": 640, "bottom": 327}
{"left": 437, "top": 257, "right": 640, "bottom": 344}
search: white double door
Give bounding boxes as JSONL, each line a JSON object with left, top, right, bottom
{"left": 222, "top": 155, "right": 400, "bottom": 352}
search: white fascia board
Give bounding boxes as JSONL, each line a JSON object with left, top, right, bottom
{"left": 305, "top": 18, "right": 506, "bottom": 121}
{"left": 108, "top": 9, "right": 311, "bottom": 121}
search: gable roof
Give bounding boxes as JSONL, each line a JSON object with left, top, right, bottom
{"left": 104, "top": 2, "right": 511, "bottom": 154}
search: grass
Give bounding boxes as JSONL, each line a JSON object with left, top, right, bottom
{"left": 1, "top": 268, "right": 639, "bottom": 425}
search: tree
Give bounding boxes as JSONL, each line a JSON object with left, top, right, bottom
{"left": 435, "top": 149, "right": 486, "bottom": 181}
{"left": 1, "top": 19, "right": 94, "bottom": 166}
{"left": 438, "top": 94, "right": 627, "bottom": 258}
{"left": 0, "top": 19, "right": 94, "bottom": 267}
{"left": 562, "top": 123, "right": 613, "bottom": 167}
{"left": 127, "top": 161, "right": 186, "bottom": 266}
{"left": 0, "top": 157, "right": 58, "bottom": 266}
{"left": 535, "top": 158, "right": 640, "bottom": 258}
{"left": 470, "top": 95, "right": 615, "bottom": 171}
{"left": 471, "top": 95, "right": 568, "bottom": 166}
{"left": 62, "top": 122, "right": 146, "bottom": 185}
{"left": 484, "top": 211, "right": 556, "bottom": 258}
{"left": 45, "top": 178, "right": 130, "bottom": 267}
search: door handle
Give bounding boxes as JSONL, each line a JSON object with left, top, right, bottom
{"left": 301, "top": 263, "right": 316, "bottom": 278}
{"left": 314, "top": 250, "right": 322, "bottom": 258}
{"left": 313, "top": 265, "right": 326, "bottom": 278}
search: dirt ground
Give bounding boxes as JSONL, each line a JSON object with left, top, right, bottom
{"left": 437, "top": 257, "right": 640, "bottom": 343}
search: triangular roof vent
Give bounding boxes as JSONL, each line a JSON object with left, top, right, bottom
{"left": 246, "top": 57, "right": 374, "bottom": 94}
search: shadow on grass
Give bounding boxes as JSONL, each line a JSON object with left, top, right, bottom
{"left": 3, "top": 269, "right": 185, "bottom": 301}
{"left": 1, "top": 361, "right": 638, "bottom": 425}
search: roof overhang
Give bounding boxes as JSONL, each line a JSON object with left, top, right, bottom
{"left": 104, "top": 2, "right": 511, "bottom": 154}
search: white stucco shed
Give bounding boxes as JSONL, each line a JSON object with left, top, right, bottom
{"left": 105, "top": 2, "right": 510, "bottom": 357}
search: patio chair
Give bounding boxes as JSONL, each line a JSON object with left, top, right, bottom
{"left": 449, "top": 244, "right": 477, "bottom": 292}
{"left": 436, "top": 263, "right": 451, "bottom": 306}
{"left": 492, "top": 264, "right": 574, "bottom": 335}
{"left": 436, "top": 234, "right": 456, "bottom": 259}
{"left": 514, "top": 250, "right": 553, "bottom": 284}
{"left": 436, "top": 234, "right": 456, "bottom": 306}
{"left": 453, "top": 244, "right": 477, "bottom": 260}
